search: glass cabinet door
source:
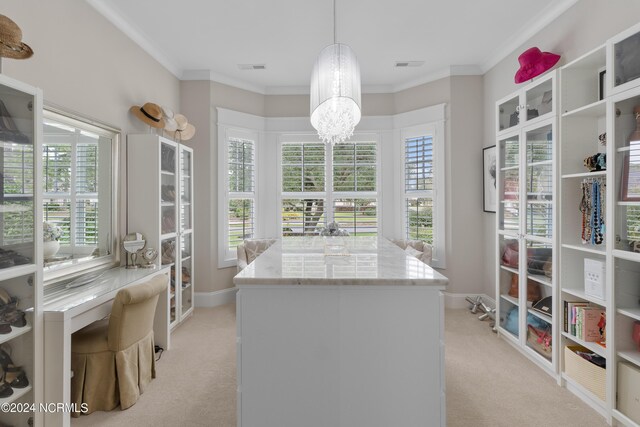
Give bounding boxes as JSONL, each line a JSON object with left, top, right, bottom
{"left": 524, "top": 77, "right": 554, "bottom": 124}
{"left": 525, "top": 124, "right": 553, "bottom": 239}
{"left": 499, "top": 135, "right": 520, "bottom": 233}
{"left": 178, "top": 146, "right": 193, "bottom": 318}
{"left": 0, "top": 85, "right": 35, "bottom": 269}
{"left": 498, "top": 95, "right": 520, "bottom": 133}
{"left": 160, "top": 141, "right": 177, "bottom": 236}
{"left": 612, "top": 26, "right": 640, "bottom": 93}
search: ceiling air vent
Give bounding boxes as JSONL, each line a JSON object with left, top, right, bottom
{"left": 238, "top": 64, "right": 266, "bottom": 70}
{"left": 395, "top": 61, "right": 424, "bottom": 68}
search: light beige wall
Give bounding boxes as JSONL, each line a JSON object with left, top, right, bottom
{"left": 2, "top": 0, "right": 180, "bottom": 260}
{"left": 448, "top": 75, "right": 484, "bottom": 294}
{"left": 481, "top": 0, "right": 640, "bottom": 297}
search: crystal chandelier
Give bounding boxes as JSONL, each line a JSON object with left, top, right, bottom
{"left": 310, "top": 0, "right": 361, "bottom": 145}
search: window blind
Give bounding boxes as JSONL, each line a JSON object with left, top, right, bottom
{"left": 333, "top": 198, "right": 377, "bottom": 236}
{"left": 282, "top": 143, "right": 325, "bottom": 193}
{"left": 281, "top": 198, "right": 326, "bottom": 236}
{"left": 404, "top": 136, "right": 434, "bottom": 243}
{"left": 333, "top": 142, "right": 376, "bottom": 192}
{"left": 228, "top": 199, "right": 254, "bottom": 250}
{"left": 228, "top": 138, "right": 255, "bottom": 193}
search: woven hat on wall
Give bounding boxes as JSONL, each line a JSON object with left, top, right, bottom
{"left": 172, "top": 114, "right": 196, "bottom": 141}
{"left": 514, "top": 47, "right": 560, "bottom": 84}
{"left": 0, "top": 15, "right": 33, "bottom": 59}
{"left": 161, "top": 106, "right": 178, "bottom": 132}
{"left": 129, "top": 102, "right": 165, "bottom": 128}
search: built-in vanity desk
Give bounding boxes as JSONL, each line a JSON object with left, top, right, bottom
{"left": 42, "top": 266, "right": 170, "bottom": 427}
{"left": 234, "top": 236, "right": 448, "bottom": 427}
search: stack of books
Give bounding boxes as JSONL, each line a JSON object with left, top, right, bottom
{"left": 563, "top": 301, "right": 606, "bottom": 343}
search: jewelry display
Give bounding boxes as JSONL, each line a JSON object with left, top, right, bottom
{"left": 580, "top": 177, "right": 605, "bottom": 245}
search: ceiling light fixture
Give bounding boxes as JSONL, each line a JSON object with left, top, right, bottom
{"left": 310, "top": 0, "right": 361, "bottom": 145}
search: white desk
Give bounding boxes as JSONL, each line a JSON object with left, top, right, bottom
{"left": 234, "top": 237, "right": 448, "bottom": 427}
{"left": 42, "top": 266, "right": 171, "bottom": 427}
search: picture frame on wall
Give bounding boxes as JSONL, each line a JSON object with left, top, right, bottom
{"left": 483, "top": 145, "right": 497, "bottom": 212}
{"left": 599, "top": 69, "right": 607, "bottom": 101}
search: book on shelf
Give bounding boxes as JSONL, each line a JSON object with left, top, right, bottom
{"left": 563, "top": 300, "right": 606, "bottom": 344}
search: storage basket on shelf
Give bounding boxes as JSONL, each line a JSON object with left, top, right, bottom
{"left": 563, "top": 345, "right": 606, "bottom": 401}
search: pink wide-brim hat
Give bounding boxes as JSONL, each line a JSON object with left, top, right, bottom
{"left": 514, "top": 47, "right": 561, "bottom": 84}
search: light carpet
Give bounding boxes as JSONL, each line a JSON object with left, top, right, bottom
{"left": 72, "top": 304, "right": 608, "bottom": 427}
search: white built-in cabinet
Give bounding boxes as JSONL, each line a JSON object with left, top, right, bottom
{"left": 495, "top": 71, "right": 558, "bottom": 375}
{"left": 0, "top": 74, "right": 43, "bottom": 427}
{"left": 496, "top": 20, "right": 640, "bottom": 427}
{"left": 127, "top": 135, "right": 194, "bottom": 331}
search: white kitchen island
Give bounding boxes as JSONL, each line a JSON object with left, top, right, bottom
{"left": 234, "top": 236, "right": 449, "bottom": 427}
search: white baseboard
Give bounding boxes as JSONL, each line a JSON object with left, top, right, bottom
{"left": 443, "top": 292, "right": 495, "bottom": 309}
{"left": 195, "top": 288, "right": 237, "bottom": 307}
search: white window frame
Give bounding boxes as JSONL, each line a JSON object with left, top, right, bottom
{"left": 218, "top": 127, "right": 259, "bottom": 267}
{"left": 400, "top": 122, "right": 446, "bottom": 268}
{"left": 278, "top": 133, "right": 381, "bottom": 236}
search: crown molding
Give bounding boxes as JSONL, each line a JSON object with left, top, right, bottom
{"left": 87, "top": 0, "right": 182, "bottom": 78}
{"left": 479, "top": 0, "right": 580, "bottom": 73}
{"left": 182, "top": 70, "right": 267, "bottom": 94}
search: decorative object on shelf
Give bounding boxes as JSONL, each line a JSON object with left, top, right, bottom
{"left": 161, "top": 106, "right": 178, "bottom": 132}
{"left": 598, "top": 132, "right": 606, "bottom": 145}
{"left": 161, "top": 184, "right": 176, "bottom": 202}
{"left": 141, "top": 247, "right": 157, "bottom": 269}
{"left": 507, "top": 273, "right": 542, "bottom": 302}
{"left": 129, "top": 102, "right": 165, "bottom": 129}
{"left": 161, "top": 239, "right": 176, "bottom": 265}
{"left": 532, "top": 296, "right": 552, "bottom": 317}
{"left": 170, "top": 114, "right": 195, "bottom": 142}
{"left": 0, "top": 15, "right": 33, "bottom": 60}
{"left": 123, "top": 232, "right": 145, "bottom": 269}
{"left": 526, "top": 324, "right": 552, "bottom": 359}
{"left": 584, "top": 258, "right": 606, "bottom": 300}
{"left": 583, "top": 152, "right": 606, "bottom": 172}
{"left": 482, "top": 145, "right": 497, "bottom": 213}
{"left": 43, "top": 221, "right": 62, "bottom": 259}
{"left": 309, "top": 0, "right": 361, "bottom": 145}
{"left": 514, "top": 47, "right": 561, "bottom": 84}
{"left": 319, "top": 221, "right": 349, "bottom": 236}
{"left": 632, "top": 321, "right": 640, "bottom": 352}
{"left": 580, "top": 177, "right": 605, "bottom": 244}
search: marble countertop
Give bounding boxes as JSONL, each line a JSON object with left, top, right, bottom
{"left": 43, "top": 266, "right": 165, "bottom": 313}
{"left": 233, "top": 236, "right": 448, "bottom": 286}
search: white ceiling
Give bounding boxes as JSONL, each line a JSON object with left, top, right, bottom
{"left": 88, "top": 0, "right": 578, "bottom": 94}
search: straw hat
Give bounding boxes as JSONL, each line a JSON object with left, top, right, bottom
{"left": 0, "top": 15, "right": 33, "bottom": 59}
{"left": 161, "top": 106, "right": 178, "bottom": 132}
{"left": 514, "top": 47, "right": 560, "bottom": 84}
{"left": 172, "top": 114, "right": 196, "bottom": 141}
{"left": 129, "top": 102, "right": 165, "bottom": 128}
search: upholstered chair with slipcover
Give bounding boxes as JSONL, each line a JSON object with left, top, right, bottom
{"left": 236, "top": 238, "right": 277, "bottom": 272}
{"left": 391, "top": 239, "right": 433, "bottom": 266}
{"left": 70, "top": 274, "right": 167, "bottom": 416}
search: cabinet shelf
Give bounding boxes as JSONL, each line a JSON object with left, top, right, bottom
{"left": 617, "top": 307, "right": 640, "bottom": 322}
{"left": 500, "top": 165, "right": 519, "bottom": 171}
{"left": 0, "top": 322, "right": 32, "bottom": 346}
{"left": 161, "top": 170, "right": 175, "bottom": 176}
{"left": 0, "top": 385, "right": 32, "bottom": 406}
{"left": 618, "top": 350, "right": 640, "bottom": 368}
{"left": 562, "top": 287, "right": 606, "bottom": 306}
{"left": 612, "top": 249, "right": 640, "bottom": 262}
{"left": 527, "top": 160, "right": 553, "bottom": 167}
{"left": 500, "top": 265, "right": 518, "bottom": 275}
{"left": 528, "top": 274, "right": 552, "bottom": 287}
{"left": 561, "top": 243, "right": 606, "bottom": 256}
{"left": 500, "top": 294, "right": 518, "bottom": 306}
{"left": 561, "top": 332, "right": 607, "bottom": 357}
{"left": 562, "top": 99, "right": 606, "bottom": 118}
{"left": 528, "top": 308, "right": 552, "bottom": 323}
{"left": 561, "top": 171, "right": 606, "bottom": 179}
